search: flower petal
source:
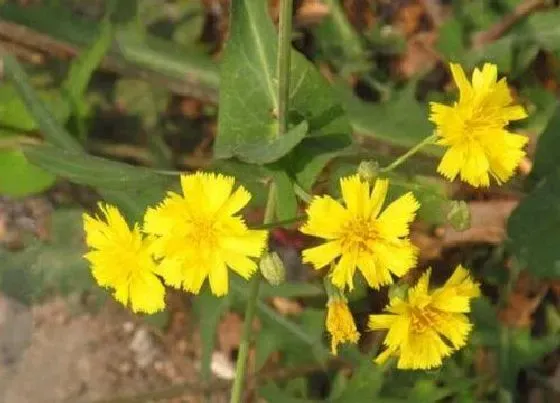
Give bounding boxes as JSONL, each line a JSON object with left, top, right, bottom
{"left": 340, "top": 175, "right": 370, "bottom": 218}
{"left": 376, "top": 192, "right": 419, "bottom": 239}
{"left": 301, "top": 196, "right": 348, "bottom": 239}
{"left": 368, "top": 178, "right": 389, "bottom": 219}
{"left": 302, "top": 240, "right": 342, "bottom": 270}
{"left": 331, "top": 252, "right": 357, "bottom": 290}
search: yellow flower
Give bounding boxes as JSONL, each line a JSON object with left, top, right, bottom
{"left": 143, "top": 172, "right": 268, "bottom": 297}
{"left": 301, "top": 175, "right": 419, "bottom": 290}
{"left": 326, "top": 299, "right": 360, "bottom": 354}
{"left": 368, "top": 265, "right": 480, "bottom": 370}
{"left": 429, "top": 63, "right": 528, "bottom": 187}
{"left": 83, "top": 203, "right": 165, "bottom": 314}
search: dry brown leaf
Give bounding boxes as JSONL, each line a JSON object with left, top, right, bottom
{"left": 413, "top": 200, "right": 519, "bottom": 261}
{"left": 296, "top": 0, "right": 330, "bottom": 26}
{"left": 271, "top": 297, "right": 304, "bottom": 316}
{"left": 498, "top": 272, "right": 548, "bottom": 328}
{"left": 397, "top": 32, "right": 439, "bottom": 78}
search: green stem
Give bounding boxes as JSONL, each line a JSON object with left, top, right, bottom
{"left": 229, "top": 184, "right": 277, "bottom": 403}
{"left": 293, "top": 182, "right": 313, "bottom": 203}
{"left": 254, "top": 214, "right": 305, "bottom": 230}
{"left": 379, "top": 134, "right": 437, "bottom": 173}
{"left": 276, "top": 0, "right": 293, "bottom": 136}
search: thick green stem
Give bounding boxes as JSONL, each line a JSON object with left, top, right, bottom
{"left": 380, "top": 135, "right": 437, "bottom": 173}
{"left": 229, "top": 184, "right": 277, "bottom": 403}
{"left": 276, "top": 0, "right": 293, "bottom": 136}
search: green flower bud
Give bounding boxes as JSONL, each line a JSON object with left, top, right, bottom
{"left": 357, "top": 160, "right": 379, "bottom": 183}
{"left": 259, "top": 251, "right": 285, "bottom": 286}
{"left": 446, "top": 200, "right": 471, "bottom": 231}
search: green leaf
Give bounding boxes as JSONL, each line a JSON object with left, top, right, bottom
{"left": 329, "top": 358, "right": 383, "bottom": 402}
{"left": 0, "top": 149, "right": 56, "bottom": 197}
{"left": 271, "top": 169, "right": 298, "bottom": 222}
{"left": 23, "top": 144, "right": 168, "bottom": 189}
{"left": 507, "top": 168, "right": 560, "bottom": 278}
{"left": 238, "top": 121, "right": 309, "bottom": 164}
{"left": 531, "top": 102, "right": 560, "bottom": 180}
{"left": 313, "top": 0, "right": 367, "bottom": 76}
{"left": 214, "top": 0, "right": 351, "bottom": 162}
{"left": 340, "top": 82, "right": 438, "bottom": 154}
{"left": 192, "top": 289, "right": 231, "bottom": 382}
{"left": 2, "top": 55, "right": 80, "bottom": 152}
{"left": 436, "top": 17, "right": 466, "bottom": 60}
{"left": 63, "top": 18, "right": 113, "bottom": 102}
{"left": 389, "top": 175, "right": 450, "bottom": 226}
{"left": 525, "top": 10, "right": 560, "bottom": 53}
{"left": 259, "top": 383, "right": 315, "bottom": 403}
{"left": 0, "top": 209, "right": 92, "bottom": 305}
{"left": 0, "top": 85, "right": 62, "bottom": 132}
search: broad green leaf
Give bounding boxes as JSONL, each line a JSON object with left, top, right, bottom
{"left": 215, "top": 0, "right": 351, "bottom": 164}
{"left": 340, "top": 82, "right": 438, "bottom": 154}
{"left": 23, "top": 144, "right": 168, "bottom": 189}
{"left": 2, "top": 55, "right": 80, "bottom": 152}
{"left": 0, "top": 209, "right": 92, "bottom": 305}
{"left": 531, "top": 103, "right": 560, "bottom": 180}
{"left": 192, "top": 289, "right": 231, "bottom": 382}
{"left": 507, "top": 168, "right": 560, "bottom": 278}
{"left": 508, "top": 104, "right": 560, "bottom": 278}
{"left": 239, "top": 121, "right": 309, "bottom": 164}
{"left": 290, "top": 135, "right": 350, "bottom": 192}
{"left": 0, "top": 149, "right": 55, "bottom": 197}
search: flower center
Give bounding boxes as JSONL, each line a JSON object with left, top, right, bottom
{"left": 410, "top": 306, "right": 439, "bottom": 334}
{"left": 340, "top": 218, "right": 377, "bottom": 253}
{"left": 461, "top": 103, "right": 505, "bottom": 141}
{"left": 190, "top": 218, "right": 219, "bottom": 248}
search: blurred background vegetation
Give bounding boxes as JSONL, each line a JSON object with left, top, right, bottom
{"left": 0, "top": 0, "right": 559, "bottom": 402}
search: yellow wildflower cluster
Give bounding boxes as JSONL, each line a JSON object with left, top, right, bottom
{"left": 82, "top": 61, "right": 517, "bottom": 372}
{"left": 83, "top": 172, "right": 268, "bottom": 313}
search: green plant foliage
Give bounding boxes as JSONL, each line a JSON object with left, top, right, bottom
{"left": 340, "top": 82, "right": 438, "bottom": 153}
{"left": 215, "top": 0, "right": 351, "bottom": 168}
{"left": 0, "top": 209, "right": 91, "bottom": 305}
{"left": 507, "top": 169, "right": 560, "bottom": 278}
{"left": 508, "top": 104, "right": 560, "bottom": 278}
{"left": 0, "top": 149, "right": 56, "bottom": 197}
{"left": 192, "top": 288, "right": 232, "bottom": 382}
{"left": 313, "top": 0, "right": 368, "bottom": 76}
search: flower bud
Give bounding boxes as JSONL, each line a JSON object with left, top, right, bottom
{"left": 357, "top": 160, "right": 379, "bottom": 183}
{"left": 446, "top": 200, "right": 471, "bottom": 231}
{"left": 259, "top": 251, "right": 285, "bottom": 286}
